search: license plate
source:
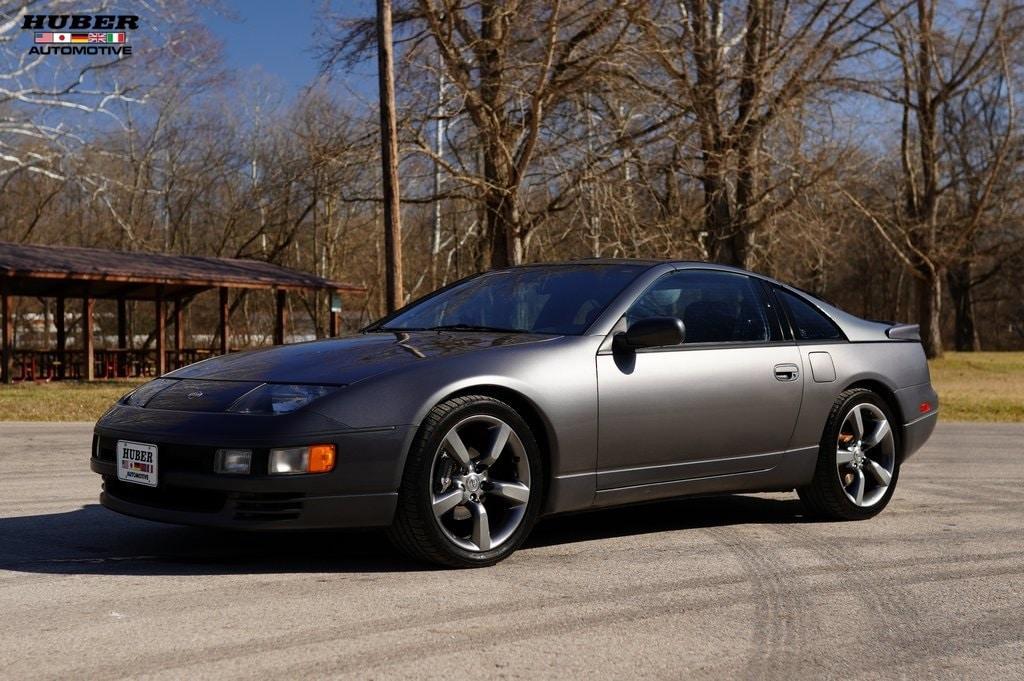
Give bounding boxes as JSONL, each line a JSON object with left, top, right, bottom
{"left": 116, "top": 441, "right": 158, "bottom": 487}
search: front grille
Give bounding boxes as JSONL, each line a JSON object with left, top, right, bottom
{"left": 104, "top": 477, "right": 227, "bottom": 513}
{"left": 232, "top": 492, "right": 305, "bottom": 521}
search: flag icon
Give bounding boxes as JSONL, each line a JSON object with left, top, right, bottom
{"left": 89, "top": 32, "right": 127, "bottom": 43}
{"left": 34, "top": 32, "right": 126, "bottom": 44}
{"left": 35, "top": 33, "right": 71, "bottom": 43}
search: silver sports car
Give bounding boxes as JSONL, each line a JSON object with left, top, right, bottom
{"left": 92, "top": 260, "right": 938, "bottom": 567}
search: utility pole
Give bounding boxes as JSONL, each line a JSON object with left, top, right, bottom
{"left": 376, "top": 0, "right": 404, "bottom": 312}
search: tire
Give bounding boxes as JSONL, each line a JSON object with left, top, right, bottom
{"left": 388, "top": 395, "right": 545, "bottom": 568}
{"left": 798, "top": 388, "right": 901, "bottom": 521}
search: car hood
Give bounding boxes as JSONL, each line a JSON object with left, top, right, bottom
{"left": 166, "top": 331, "right": 555, "bottom": 385}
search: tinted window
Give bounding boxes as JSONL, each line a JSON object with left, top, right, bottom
{"left": 626, "top": 270, "right": 770, "bottom": 343}
{"left": 374, "top": 265, "right": 644, "bottom": 335}
{"left": 776, "top": 289, "right": 845, "bottom": 341}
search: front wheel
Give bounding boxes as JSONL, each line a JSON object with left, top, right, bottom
{"left": 388, "top": 395, "right": 544, "bottom": 567}
{"left": 798, "top": 389, "right": 900, "bottom": 520}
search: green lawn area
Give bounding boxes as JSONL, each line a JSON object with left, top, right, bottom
{"left": 928, "top": 351, "right": 1024, "bottom": 422}
{"left": 0, "top": 380, "right": 141, "bottom": 421}
{"left": 0, "top": 351, "right": 1021, "bottom": 422}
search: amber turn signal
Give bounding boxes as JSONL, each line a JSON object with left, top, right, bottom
{"left": 308, "top": 444, "right": 336, "bottom": 473}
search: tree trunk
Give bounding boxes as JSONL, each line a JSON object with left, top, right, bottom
{"left": 915, "top": 268, "right": 944, "bottom": 358}
{"left": 947, "top": 262, "right": 981, "bottom": 351}
{"left": 485, "top": 189, "right": 512, "bottom": 269}
{"left": 704, "top": 170, "right": 740, "bottom": 266}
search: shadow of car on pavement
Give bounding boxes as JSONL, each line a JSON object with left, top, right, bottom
{"left": 0, "top": 494, "right": 809, "bottom": 576}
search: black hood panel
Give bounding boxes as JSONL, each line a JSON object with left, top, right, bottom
{"left": 144, "top": 379, "right": 257, "bottom": 412}
{"left": 166, "top": 332, "right": 552, "bottom": 385}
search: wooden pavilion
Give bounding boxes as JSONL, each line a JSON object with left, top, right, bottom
{"left": 0, "top": 241, "right": 365, "bottom": 382}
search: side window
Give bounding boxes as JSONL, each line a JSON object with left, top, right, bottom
{"left": 776, "top": 289, "right": 845, "bottom": 341}
{"left": 626, "top": 270, "right": 770, "bottom": 344}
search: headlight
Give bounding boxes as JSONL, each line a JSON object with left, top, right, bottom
{"left": 227, "top": 384, "right": 339, "bottom": 415}
{"left": 215, "top": 448, "right": 252, "bottom": 474}
{"left": 269, "top": 444, "right": 336, "bottom": 474}
{"left": 121, "top": 378, "right": 177, "bottom": 407}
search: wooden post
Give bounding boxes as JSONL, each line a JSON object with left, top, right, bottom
{"left": 219, "top": 287, "right": 229, "bottom": 355}
{"left": 377, "top": 0, "right": 404, "bottom": 312}
{"left": 56, "top": 296, "right": 66, "bottom": 380}
{"left": 1, "top": 289, "right": 11, "bottom": 384}
{"left": 329, "top": 290, "right": 341, "bottom": 338}
{"left": 173, "top": 298, "right": 184, "bottom": 368}
{"left": 330, "top": 310, "right": 340, "bottom": 338}
{"left": 116, "top": 297, "right": 128, "bottom": 377}
{"left": 155, "top": 294, "right": 166, "bottom": 376}
{"left": 274, "top": 289, "right": 287, "bottom": 345}
{"left": 83, "top": 295, "right": 95, "bottom": 381}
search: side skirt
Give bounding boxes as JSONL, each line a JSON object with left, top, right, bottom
{"left": 590, "top": 445, "right": 819, "bottom": 509}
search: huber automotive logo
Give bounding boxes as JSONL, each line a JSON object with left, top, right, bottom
{"left": 21, "top": 14, "right": 137, "bottom": 56}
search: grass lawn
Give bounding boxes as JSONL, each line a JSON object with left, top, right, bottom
{"left": 0, "top": 380, "right": 141, "bottom": 421}
{"left": 928, "top": 352, "right": 1024, "bottom": 422}
{"left": 0, "top": 351, "right": 1021, "bottom": 422}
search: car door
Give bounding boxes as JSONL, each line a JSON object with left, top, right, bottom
{"left": 596, "top": 269, "right": 804, "bottom": 491}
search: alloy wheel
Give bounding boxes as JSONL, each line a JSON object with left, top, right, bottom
{"left": 835, "top": 402, "right": 896, "bottom": 507}
{"left": 430, "top": 414, "right": 532, "bottom": 552}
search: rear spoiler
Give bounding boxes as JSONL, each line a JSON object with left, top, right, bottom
{"left": 886, "top": 324, "right": 921, "bottom": 341}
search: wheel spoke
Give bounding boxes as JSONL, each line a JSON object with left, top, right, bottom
{"left": 853, "top": 470, "right": 866, "bottom": 505}
{"left": 848, "top": 406, "right": 866, "bottom": 439}
{"left": 836, "top": 448, "right": 856, "bottom": 465}
{"left": 478, "top": 423, "right": 511, "bottom": 467}
{"left": 443, "top": 429, "right": 472, "bottom": 467}
{"left": 432, "top": 489, "right": 464, "bottom": 517}
{"left": 488, "top": 480, "right": 530, "bottom": 505}
{"left": 864, "top": 419, "right": 890, "bottom": 448}
{"left": 865, "top": 459, "right": 892, "bottom": 486}
{"left": 468, "top": 501, "right": 491, "bottom": 551}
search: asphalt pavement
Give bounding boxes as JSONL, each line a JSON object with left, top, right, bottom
{"left": 1, "top": 421, "right": 1022, "bottom": 679}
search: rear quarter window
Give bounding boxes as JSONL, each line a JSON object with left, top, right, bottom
{"left": 776, "top": 288, "right": 845, "bottom": 342}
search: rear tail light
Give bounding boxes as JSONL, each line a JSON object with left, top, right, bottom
{"left": 919, "top": 401, "right": 932, "bottom": 414}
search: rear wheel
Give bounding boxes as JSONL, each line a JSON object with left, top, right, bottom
{"left": 388, "top": 395, "right": 543, "bottom": 567}
{"left": 798, "top": 389, "right": 900, "bottom": 520}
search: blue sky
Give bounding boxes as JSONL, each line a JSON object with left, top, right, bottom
{"left": 199, "top": 0, "right": 377, "bottom": 102}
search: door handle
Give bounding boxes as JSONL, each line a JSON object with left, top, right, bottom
{"left": 774, "top": 364, "right": 800, "bottom": 382}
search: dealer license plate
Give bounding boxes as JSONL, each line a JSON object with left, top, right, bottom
{"left": 116, "top": 441, "right": 158, "bottom": 487}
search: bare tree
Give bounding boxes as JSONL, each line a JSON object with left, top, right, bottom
{"left": 635, "top": 0, "right": 895, "bottom": 268}
{"left": 843, "top": 0, "right": 1021, "bottom": 357}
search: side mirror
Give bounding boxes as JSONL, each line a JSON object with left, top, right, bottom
{"left": 615, "top": 316, "right": 685, "bottom": 350}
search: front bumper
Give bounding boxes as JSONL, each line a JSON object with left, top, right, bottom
{"left": 94, "top": 464, "right": 397, "bottom": 530}
{"left": 92, "top": 405, "right": 413, "bottom": 530}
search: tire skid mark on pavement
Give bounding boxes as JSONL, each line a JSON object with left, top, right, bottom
{"left": 214, "top": 561, "right": 1024, "bottom": 681}
{"left": 904, "top": 481, "right": 1024, "bottom": 510}
{"left": 699, "top": 525, "right": 803, "bottom": 681}
{"left": 1, "top": 544, "right": 1021, "bottom": 625}
{"left": 14, "top": 545, "right": 1024, "bottom": 678}
{"left": 848, "top": 607, "right": 1024, "bottom": 679}
{"left": 773, "top": 521, "right": 921, "bottom": 665}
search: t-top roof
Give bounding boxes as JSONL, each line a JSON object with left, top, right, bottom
{"left": 0, "top": 241, "right": 365, "bottom": 300}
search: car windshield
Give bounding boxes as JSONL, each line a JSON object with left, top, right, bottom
{"left": 370, "top": 264, "right": 645, "bottom": 336}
